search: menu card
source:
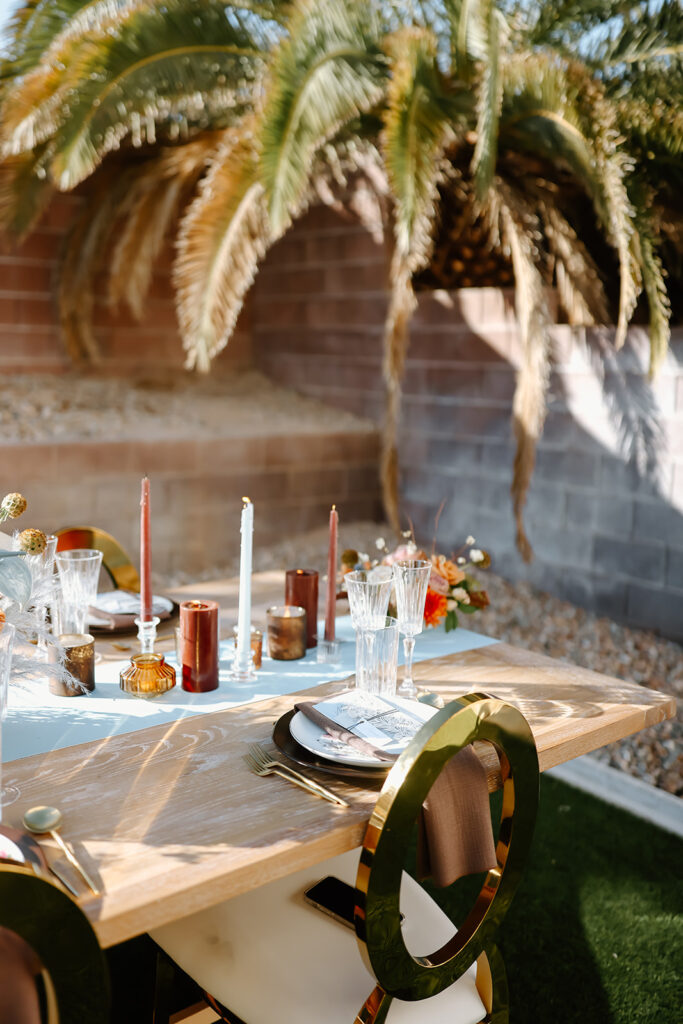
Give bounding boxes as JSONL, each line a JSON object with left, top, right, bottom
{"left": 313, "top": 690, "right": 434, "bottom": 753}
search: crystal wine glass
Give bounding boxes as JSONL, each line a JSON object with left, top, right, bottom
{"left": 392, "top": 559, "right": 431, "bottom": 698}
{"left": 55, "top": 549, "right": 103, "bottom": 635}
{"left": 345, "top": 567, "right": 393, "bottom": 629}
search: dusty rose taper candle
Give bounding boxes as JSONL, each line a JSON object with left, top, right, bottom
{"left": 324, "top": 505, "right": 338, "bottom": 643}
{"left": 179, "top": 601, "right": 219, "bottom": 692}
{"left": 140, "top": 477, "right": 152, "bottom": 622}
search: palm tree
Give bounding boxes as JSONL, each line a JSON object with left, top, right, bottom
{"left": 0, "top": 0, "right": 680, "bottom": 558}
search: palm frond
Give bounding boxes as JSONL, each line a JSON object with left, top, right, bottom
{"left": 174, "top": 126, "right": 272, "bottom": 372}
{"left": 0, "top": 149, "right": 54, "bottom": 238}
{"left": 485, "top": 178, "right": 552, "bottom": 562}
{"left": 541, "top": 202, "right": 609, "bottom": 325}
{"left": 108, "top": 133, "right": 220, "bottom": 317}
{"left": 4, "top": 1, "right": 268, "bottom": 189}
{"left": 259, "top": 0, "right": 385, "bottom": 235}
{"left": 59, "top": 164, "right": 133, "bottom": 362}
{"left": 380, "top": 25, "right": 455, "bottom": 528}
{"left": 470, "top": 0, "right": 502, "bottom": 199}
{"left": 501, "top": 54, "right": 640, "bottom": 347}
{"left": 631, "top": 208, "right": 671, "bottom": 378}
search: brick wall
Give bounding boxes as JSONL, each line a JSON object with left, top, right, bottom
{"left": 0, "top": 193, "right": 250, "bottom": 375}
{"left": 252, "top": 205, "right": 683, "bottom": 641}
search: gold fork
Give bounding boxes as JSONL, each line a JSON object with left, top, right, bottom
{"left": 245, "top": 747, "right": 348, "bottom": 807}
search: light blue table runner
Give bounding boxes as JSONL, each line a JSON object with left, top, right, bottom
{"left": 3, "top": 617, "right": 497, "bottom": 763}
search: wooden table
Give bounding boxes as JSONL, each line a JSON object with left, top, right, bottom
{"left": 2, "top": 574, "right": 675, "bottom": 949}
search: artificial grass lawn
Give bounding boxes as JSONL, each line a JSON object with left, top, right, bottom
{"left": 431, "top": 775, "right": 682, "bottom": 1023}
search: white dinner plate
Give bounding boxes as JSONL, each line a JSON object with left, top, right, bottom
{"left": 289, "top": 689, "right": 436, "bottom": 767}
{"left": 88, "top": 591, "right": 173, "bottom": 625}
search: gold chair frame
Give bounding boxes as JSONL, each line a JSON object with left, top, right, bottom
{"left": 354, "top": 692, "right": 539, "bottom": 1023}
{"left": 0, "top": 863, "right": 109, "bottom": 1022}
{"left": 54, "top": 526, "right": 140, "bottom": 592}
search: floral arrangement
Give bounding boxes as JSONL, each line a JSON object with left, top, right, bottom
{"left": 341, "top": 530, "right": 490, "bottom": 632}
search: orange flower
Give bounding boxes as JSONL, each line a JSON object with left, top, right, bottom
{"left": 423, "top": 588, "right": 448, "bottom": 627}
{"left": 431, "top": 554, "right": 465, "bottom": 587}
{"left": 468, "top": 589, "right": 490, "bottom": 610}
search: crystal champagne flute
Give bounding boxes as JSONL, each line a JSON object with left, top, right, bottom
{"left": 392, "top": 559, "right": 431, "bottom": 698}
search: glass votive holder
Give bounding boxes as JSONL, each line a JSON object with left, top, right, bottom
{"left": 48, "top": 633, "right": 96, "bottom": 696}
{"left": 232, "top": 625, "right": 263, "bottom": 670}
{"left": 266, "top": 606, "right": 307, "bottom": 661}
{"left": 285, "top": 569, "right": 318, "bottom": 649}
{"left": 179, "top": 600, "right": 219, "bottom": 693}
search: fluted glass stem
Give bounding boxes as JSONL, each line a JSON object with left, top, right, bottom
{"left": 398, "top": 635, "right": 417, "bottom": 698}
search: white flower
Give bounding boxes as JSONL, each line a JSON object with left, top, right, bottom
{"left": 452, "top": 587, "right": 470, "bottom": 604}
{"left": 375, "top": 537, "right": 386, "bottom": 550}
{"left": 470, "top": 548, "right": 484, "bottom": 563}
{"left": 466, "top": 535, "right": 475, "bottom": 546}
{"left": 401, "top": 529, "right": 412, "bottom": 538}
{"left": 406, "top": 540, "right": 418, "bottom": 554}
{"left": 446, "top": 598, "right": 457, "bottom": 611}
{"left": 358, "top": 552, "right": 369, "bottom": 564}
{"left": 457, "top": 556, "right": 466, "bottom": 565}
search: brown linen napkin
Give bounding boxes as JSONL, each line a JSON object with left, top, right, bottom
{"left": 295, "top": 700, "right": 496, "bottom": 887}
{"left": 0, "top": 927, "right": 42, "bottom": 1024}
{"left": 417, "top": 747, "right": 497, "bottom": 887}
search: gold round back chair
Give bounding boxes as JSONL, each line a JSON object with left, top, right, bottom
{"left": 54, "top": 526, "right": 140, "bottom": 592}
{"left": 353, "top": 692, "right": 539, "bottom": 1023}
{"left": 0, "top": 863, "right": 109, "bottom": 1023}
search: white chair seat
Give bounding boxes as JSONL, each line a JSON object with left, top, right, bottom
{"left": 151, "top": 847, "right": 486, "bottom": 1024}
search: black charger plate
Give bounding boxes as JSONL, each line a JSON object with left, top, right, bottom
{"left": 272, "top": 709, "right": 388, "bottom": 784}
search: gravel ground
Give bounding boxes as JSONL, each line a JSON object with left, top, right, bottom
{"left": 161, "top": 520, "right": 682, "bottom": 797}
{"left": 0, "top": 371, "right": 373, "bottom": 442}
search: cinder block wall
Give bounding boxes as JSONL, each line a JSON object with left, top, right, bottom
{"left": 0, "top": 193, "right": 250, "bottom": 375}
{"left": 252, "top": 205, "right": 683, "bottom": 641}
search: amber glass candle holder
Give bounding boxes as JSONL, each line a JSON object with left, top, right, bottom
{"left": 266, "top": 606, "right": 306, "bottom": 661}
{"left": 119, "top": 616, "right": 176, "bottom": 697}
{"left": 284, "top": 569, "right": 318, "bottom": 649}
{"left": 48, "top": 634, "right": 95, "bottom": 696}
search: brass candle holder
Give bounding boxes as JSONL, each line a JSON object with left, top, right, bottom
{"left": 48, "top": 634, "right": 95, "bottom": 696}
{"left": 119, "top": 616, "right": 176, "bottom": 698}
{"left": 266, "top": 606, "right": 307, "bottom": 661}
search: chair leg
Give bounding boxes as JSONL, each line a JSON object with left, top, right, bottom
{"left": 355, "top": 984, "right": 393, "bottom": 1024}
{"left": 475, "top": 945, "right": 509, "bottom": 1024}
{"left": 153, "top": 950, "right": 177, "bottom": 1024}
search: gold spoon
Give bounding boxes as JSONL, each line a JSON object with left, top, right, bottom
{"left": 22, "top": 806, "right": 100, "bottom": 896}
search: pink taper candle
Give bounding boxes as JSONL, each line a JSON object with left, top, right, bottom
{"left": 140, "top": 477, "right": 152, "bottom": 622}
{"left": 324, "top": 505, "right": 338, "bottom": 642}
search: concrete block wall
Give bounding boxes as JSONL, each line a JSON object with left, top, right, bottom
{"left": 0, "top": 431, "right": 381, "bottom": 577}
{"left": 0, "top": 193, "right": 250, "bottom": 375}
{"left": 252, "top": 205, "right": 683, "bottom": 641}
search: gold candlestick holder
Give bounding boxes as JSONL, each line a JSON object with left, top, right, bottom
{"left": 119, "top": 616, "right": 176, "bottom": 698}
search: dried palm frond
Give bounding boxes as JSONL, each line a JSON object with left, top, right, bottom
{"left": 59, "top": 164, "right": 133, "bottom": 362}
{"left": 174, "top": 125, "right": 273, "bottom": 372}
{"left": 540, "top": 202, "right": 609, "bottom": 325}
{"left": 380, "top": 26, "right": 455, "bottom": 528}
{"left": 108, "top": 132, "right": 221, "bottom": 318}
{"left": 632, "top": 217, "right": 671, "bottom": 378}
{"left": 485, "top": 178, "right": 551, "bottom": 562}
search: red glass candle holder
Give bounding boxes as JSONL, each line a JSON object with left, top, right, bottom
{"left": 179, "top": 600, "right": 219, "bottom": 692}
{"left": 285, "top": 569, "right": 318, "bottom": 649}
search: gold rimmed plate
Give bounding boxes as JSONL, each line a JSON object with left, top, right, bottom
{"left": 272, "top": 709, "right": 388, "bottom": 784}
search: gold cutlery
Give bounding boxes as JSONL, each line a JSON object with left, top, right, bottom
{"left": 245, "top": 746, "right": 348, "bottom": 807}
{"left": 48, "top": 862, "right": 80, "bottom": 898}
{"left": 23, "top": 806, "right": 101, "bottom": 896}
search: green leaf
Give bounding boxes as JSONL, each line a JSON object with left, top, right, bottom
{"left": 0, "top": 555, "right": 32, "bottom": 607}
{"left": 445, "top": 609, "right": 458, "bottom": 631}
{"left": 458, "top": 602, "right": 478, "bottom": 614}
